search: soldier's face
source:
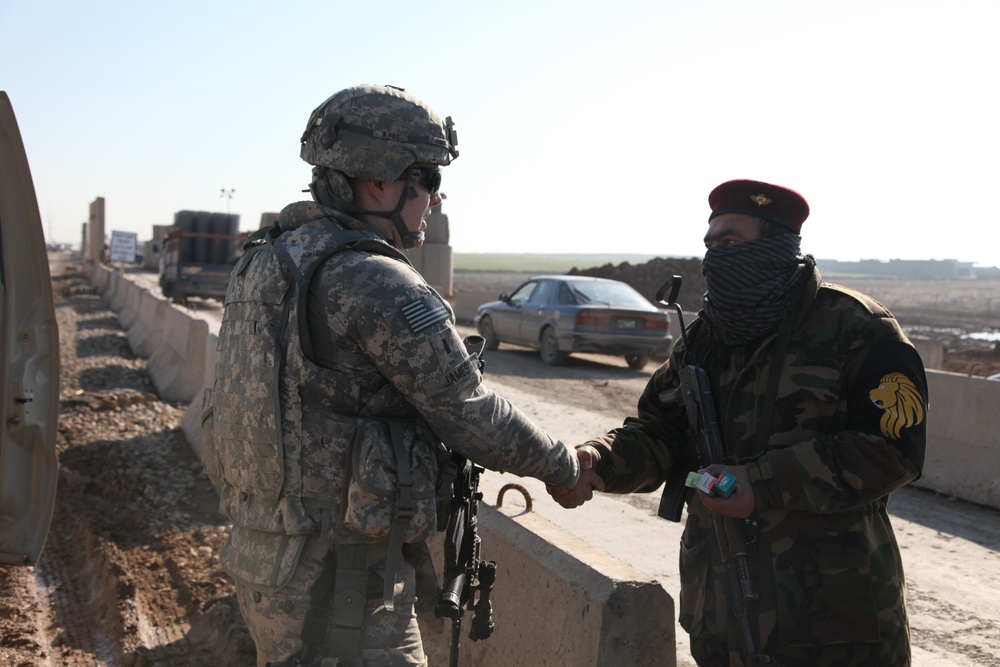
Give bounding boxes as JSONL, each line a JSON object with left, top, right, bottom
{"left": 704, "top": 213, "right": 762, "bottom": 250}
{"left": 400, "top": 178, "right": 442, "bottom": 239}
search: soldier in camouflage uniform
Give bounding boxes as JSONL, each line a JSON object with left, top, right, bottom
{"left": 202, "top": 85, "right": 580, "bottom": 667}
{"left": 550, "top": 179, "right": 927, "bottom": 666}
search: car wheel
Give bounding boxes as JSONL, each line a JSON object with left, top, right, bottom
{"left": 478, "top": 316, "right": 500, "bottom": 351}
{"left": 625, "top": 353, "right": 651, "bottom": 370}
{"left": 539, "top": 327, "right": 568, "bottom": 365}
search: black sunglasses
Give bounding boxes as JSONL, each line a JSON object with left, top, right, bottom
{"left": 409, "top": 166, "right": 441, "bottom": 195}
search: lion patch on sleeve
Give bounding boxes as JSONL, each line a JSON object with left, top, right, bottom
{"left": 869, "top": 372, "right": 925, "bottom": 439}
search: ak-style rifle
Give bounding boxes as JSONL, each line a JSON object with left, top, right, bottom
{"left": 655, "top": 276, "right": 769, "bottom": 666}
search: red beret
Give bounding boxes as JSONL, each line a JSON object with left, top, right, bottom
{"left": 708, "top": 179, "right": 810, "bottom": 233}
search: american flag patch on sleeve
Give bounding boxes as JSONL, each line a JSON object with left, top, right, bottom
{"left": 401, "top": 294, "right": 450, "bottom": 333}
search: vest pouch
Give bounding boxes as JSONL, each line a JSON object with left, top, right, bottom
{"left": 344, "top": 418, "right": 439, "bottom": 543}
{"left": 219, "top": 524, "right": 306, "bottom": 593}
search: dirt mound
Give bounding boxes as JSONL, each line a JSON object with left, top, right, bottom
{"left": 564, "top": 256, "right": 1000, "bottom": 377}
{"left": 568, "top": 256, "right": 706, "bottom": 313}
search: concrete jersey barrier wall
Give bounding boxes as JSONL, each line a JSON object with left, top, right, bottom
{"left": 117, "top": 279, "right": 143, "bottom": 331}
{"left": 915, "top": 370, "right": 1000, "bottom": 508}
{"left": 422, "top": 475, "right": 676, "bottom": 666}
{"left": 145, "top": 305, "right": 209, "bottom": 402}
{"left": 127, "top": 291, "right": 167, "bottom": 358}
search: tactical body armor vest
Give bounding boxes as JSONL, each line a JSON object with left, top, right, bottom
{"left": 207, "top": 213, "right": 445, "bottom": 594}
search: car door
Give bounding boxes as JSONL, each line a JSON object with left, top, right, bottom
{"left": 491, "top": 280, "right": 537, "bottom": 345}
{"left": 519, "top": 278, "right": 556, "bottom": 344}
{"left": 0, "top": 91, "right": 60, "bottom": 567}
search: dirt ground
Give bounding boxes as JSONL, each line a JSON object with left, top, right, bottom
{"left": 0, "top": 255, "right": 997, "bottom": 666}
{"left": 0, "top": 256, "right": 255, "bottom": 666}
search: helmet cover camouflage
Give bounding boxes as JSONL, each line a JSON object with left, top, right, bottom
{"left": 300, "top": 85, "right": 458, "bottom": 182}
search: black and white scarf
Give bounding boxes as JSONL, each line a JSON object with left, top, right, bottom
{"left": 700, "top": 234, "right": 815, "bottom": 347}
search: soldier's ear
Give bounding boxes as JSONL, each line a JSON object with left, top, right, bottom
{"left": 356, "top": 178, "right": 391, "bottom": 207}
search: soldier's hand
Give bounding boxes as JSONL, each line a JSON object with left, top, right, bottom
{"left": 696, "top": 464, "right": 755, "bottom": 519}
{"left": 547, "top": 446, "right": 605, "bottom": 509}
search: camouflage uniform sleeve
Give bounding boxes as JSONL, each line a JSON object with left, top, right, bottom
{"left": 319, "top": 255, "right": 579, "bottom": 489}
{"left": 747, "top": 318, "right": 928, "bottom": 513}
{"left": 584, "top": 350, "right": 690, "bottom": 494}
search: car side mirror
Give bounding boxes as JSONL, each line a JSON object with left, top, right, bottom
{"left": 499, "top": 293, "right": 510, "bottom": 303}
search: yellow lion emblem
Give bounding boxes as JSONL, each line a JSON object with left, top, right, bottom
{"left": 869, "top": 372, "right": 924, "bottom": 439}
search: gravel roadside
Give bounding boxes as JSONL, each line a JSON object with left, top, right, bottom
{"left": 0, "top": 254, "right": 254, "bottom": 666}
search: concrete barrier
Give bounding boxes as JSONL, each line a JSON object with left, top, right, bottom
{"left": 911, "top": 335, "right": 945, "bottom": 370}
{"left": 181, "top": 333, "right": 218, "bottom": 459}
{"left": 419, "top": 476, "right": 676, "bottom": 666}
{"left": 915, "top": 370, "right": 1000, "bottom": 508}
{"left": 110, "top": 270, "right": 129, "bottom": 312}
{"left": 104, "top": 269, "right": 122, "bottom": 309}
{"left": 91, "top": 264, "right": 111, "bottom": 292}
{"left": 117, "top": 280, "right": 143, "bottom": 331}
{"left": 408, "top": 243, "right": 454, "bottom": 298}
{"left": 146, "top": 306, "right": 209, "bottom": 402}
{"left": 127, "top": 291, "right": 167, "bottom": 358}
{"left": 450, "top": 288, "right": 500, "bottom": 325}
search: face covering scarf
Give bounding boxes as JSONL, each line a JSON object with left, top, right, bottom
{"left": 700, "top": 234, "right": 816, "bottom": 347}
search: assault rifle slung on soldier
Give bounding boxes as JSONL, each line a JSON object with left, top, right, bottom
{"left": 654, "top": 276, "right": 770, "bottom": 666}
{"left": 435, "top": 336, "right": 496, "bottom": 667}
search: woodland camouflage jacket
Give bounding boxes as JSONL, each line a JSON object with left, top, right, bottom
{"left": 585, "top": 267, "right": 928, "bottom": 659}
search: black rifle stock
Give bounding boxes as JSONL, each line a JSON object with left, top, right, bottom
{"left": 435, "top": 336, "right": 496, "bottom": 667}
{"left": 656, "top": 276, "right": 768, "bottom": 666}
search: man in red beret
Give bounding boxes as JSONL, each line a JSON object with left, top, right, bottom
{"left": 551, "top": 179, "right": 927, "bottom": 666}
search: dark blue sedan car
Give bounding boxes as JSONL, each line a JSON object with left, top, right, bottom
{"left": 474, "top": 275, "right": 673, "bottom": 369}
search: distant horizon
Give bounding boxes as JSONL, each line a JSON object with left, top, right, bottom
{"left": 452, "top": 252, "right": 998, "bottom": 269}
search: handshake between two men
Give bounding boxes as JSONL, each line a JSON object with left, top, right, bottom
{"left": 546, "top": 446, "right": 758, "bottom": 521}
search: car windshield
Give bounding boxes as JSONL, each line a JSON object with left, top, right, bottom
{"left": 565, "top": 280, "right": 651, "bottom": 308}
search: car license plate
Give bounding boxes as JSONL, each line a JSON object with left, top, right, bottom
{"left": 616, "top": 318, "right": 637, "bottom": 329}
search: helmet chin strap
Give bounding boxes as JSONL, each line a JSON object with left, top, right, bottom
{"left": 312, "top": 168, "right": 423, "bottom": 248}
{"left": 387, "top": 185, "right": 424, "bottom": 249}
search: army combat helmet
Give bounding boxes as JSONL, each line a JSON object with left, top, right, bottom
{"left": 300, "top": 84, "right": 459, "bottom": 248}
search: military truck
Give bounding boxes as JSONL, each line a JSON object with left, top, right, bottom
{"left": 158, "top": 210, "right": 244, "bottom": 304}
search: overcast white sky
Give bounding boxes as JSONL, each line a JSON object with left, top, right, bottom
{"left": 2, "top": 0, "right": 997, "bottom": 266}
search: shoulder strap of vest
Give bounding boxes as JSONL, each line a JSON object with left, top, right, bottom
{"left": 295, "top": 225, "right": 410, "bottom": 364}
